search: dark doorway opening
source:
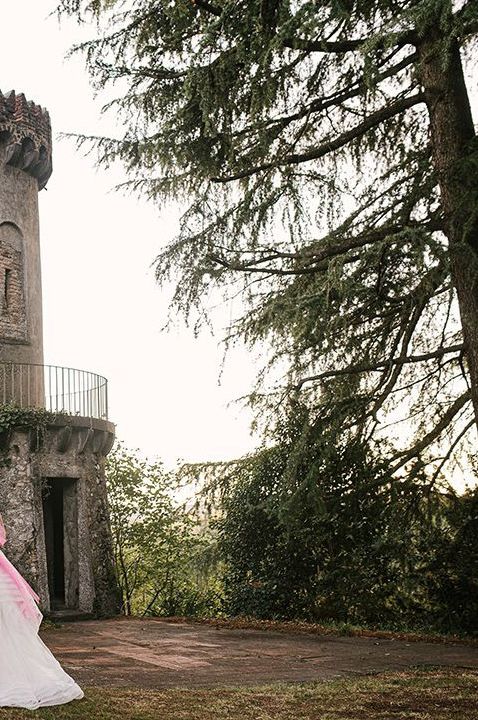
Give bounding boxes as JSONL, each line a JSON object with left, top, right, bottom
{"left": 42, "top": 478, "right": 79, "bottom": 610}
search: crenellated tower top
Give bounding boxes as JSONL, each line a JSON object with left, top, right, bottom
{"left": 0, "top": 90, "right": 52, "bottom": 189}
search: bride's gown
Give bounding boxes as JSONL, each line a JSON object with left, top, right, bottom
{"left": 0, "top": 533, "right": 84, "bottom": 709}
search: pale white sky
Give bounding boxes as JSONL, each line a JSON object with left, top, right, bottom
{"left": 0, "top": 1, "right": 258, "bottom": 465}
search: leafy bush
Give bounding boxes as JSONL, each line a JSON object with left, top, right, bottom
{"left": 213, "top": 413, "right": 478, "bottom": 634}
{"left": 424, "top": 488, "right": 478, "bottom": 633}
{"left": 105, "top": 435, "right": 478, "bottom": 634}
{"left": 106, "top": 443, "right": 221, "bottom": 617}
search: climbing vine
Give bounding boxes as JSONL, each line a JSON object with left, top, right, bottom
{"left": 0, "top": 404, "right": 58, "bottom": 435}
{"left": 0, "top": 405, "right": 60, "bottom": 472}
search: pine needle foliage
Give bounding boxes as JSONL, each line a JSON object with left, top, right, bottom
{"left": 56, "top": 0, "right": 478, "bottom": 479}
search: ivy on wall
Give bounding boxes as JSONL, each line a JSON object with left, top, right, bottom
{"left": 0, "top": 404, "right": 58, "bottom": 435}
{"left": 0, "top": 405, "right": 61, "bottom": 467}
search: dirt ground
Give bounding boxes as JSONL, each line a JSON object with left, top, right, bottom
{"left": 40, "top": 617, "right": 478, "bottom": 689}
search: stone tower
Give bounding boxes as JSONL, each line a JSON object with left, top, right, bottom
{"left": 0, "top": 91, "right": 121, "bottom": 618}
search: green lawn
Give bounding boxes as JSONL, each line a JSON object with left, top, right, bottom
{"left": 0, "top": 670, "right": 476, "bottom": 720}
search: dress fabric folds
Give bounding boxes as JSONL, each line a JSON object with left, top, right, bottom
{"left": 0, "top": 549, "right": 84, "bottom": 710}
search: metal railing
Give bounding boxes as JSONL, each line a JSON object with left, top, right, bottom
{"left": 0, "top": 363, "right": 108, "bottom": 420}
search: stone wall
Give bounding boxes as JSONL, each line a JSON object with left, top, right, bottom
{"left": 0, "top": 146, "right": 44, "bottom": 367}
{"left": 0, "top": 223, "right": 26, "bottom": 341}
{"left": 0, "top": 89, "right": 52, "bottom": 367}
{"left": 0, "top": 91, "right": 120, "bottom": 618}
{"left": 0, "top": 415, "right": 121, "bottom": 617}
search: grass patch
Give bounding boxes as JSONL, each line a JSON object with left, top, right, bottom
{"left": 0, "top": 669, "right": 477, "bottom": 719}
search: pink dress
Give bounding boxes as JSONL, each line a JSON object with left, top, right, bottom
{"left": 0, "top": 520, "right": 84, "bottom": 709}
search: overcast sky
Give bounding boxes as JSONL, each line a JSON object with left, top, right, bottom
{"left": 0, "top": 1, "right": 258, "bottom": 465}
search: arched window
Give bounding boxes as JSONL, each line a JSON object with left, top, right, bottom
{"left": 0, "top": 222, "right": 27, "bottom": 342}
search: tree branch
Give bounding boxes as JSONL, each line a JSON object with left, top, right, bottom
{"left": 427, "top": 418, "right": 476, "bottom": 489}
{"left": 207, "top": 217, "right": 442, "bottom": 275}
{"left": 454, "top": 1, "right": 478, "bottom": 39}
{"left": 192, "top": 0, "right": 222, "bottom": 16}
{"left": 211, "top": 93, "right": 425, "bottom": 182}
{"left": 206, "top": 252, "right": 355, "bottom": 275}
{"left": 283, "top": 29, "right": 417, "bottom": 54}
{"left": 299, "top": 217, "right": 442, "bottom": 265}
{"left": 234, "top": 51, "right": 418, "bottom": 142}
{"left": 390, "top": 390, "right": 472, "bottom": 473}
{"left": 368, "top": 262, "right": 446, "bottom": 418}
{"left": 295, "top": 344, "right": 464, "bottom": 389}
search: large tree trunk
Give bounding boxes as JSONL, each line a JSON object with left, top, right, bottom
{"left": 417, "top": 31, "right": 478, "bottom": 428}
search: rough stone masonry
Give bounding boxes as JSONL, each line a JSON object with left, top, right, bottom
{"left": 0, "top": 90, "right": 121, "bottom": 618}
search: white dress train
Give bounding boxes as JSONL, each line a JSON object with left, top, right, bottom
{"left": 0, "top": 550, "right": 84, "bottom": 710}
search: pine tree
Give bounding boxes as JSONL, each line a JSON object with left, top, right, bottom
{"left": 58, "top": 0, "right": 478, "bottom": 480}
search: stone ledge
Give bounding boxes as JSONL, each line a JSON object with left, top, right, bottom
{"left": 46, "top": 414, "right": 115, "bottom": 435}
{"left": 0, "top": 415, "right": 115, "bottom": 456}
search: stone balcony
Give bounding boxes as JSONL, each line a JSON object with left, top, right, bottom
{"left": 0, "top": 362, "right": 109, "bottom": 418}
{"left": 0, "top": 362, "right": 114, "bottom": 456}
{"left": 0, "top": 361, "right": 118, "bottom": 616}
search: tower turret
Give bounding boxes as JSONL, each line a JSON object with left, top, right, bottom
{"left": 0, "top": 91, "right": 120, "bottom": 619}
{"left": 0, "top": 91, "right": 52, "bottom": 371}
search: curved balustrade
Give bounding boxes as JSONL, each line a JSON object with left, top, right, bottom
{"left": 0, "top": 363, "right": 108, "bottom": 420}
